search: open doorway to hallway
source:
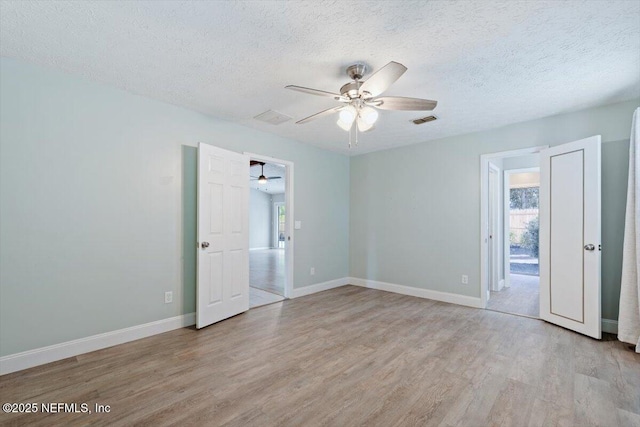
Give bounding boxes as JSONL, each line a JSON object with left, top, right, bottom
{"left": 482, "top": 149, "right": 542, "bottom": 318}
{"left": 249, "top": 160, "right": 287, "bottom": 308}
{"left": 487, "top": 168, "right": 540, "bottom": 317}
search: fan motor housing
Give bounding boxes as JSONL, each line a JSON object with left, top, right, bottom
{"left": 340, "top": 82, "right": 361, "bottom": 99}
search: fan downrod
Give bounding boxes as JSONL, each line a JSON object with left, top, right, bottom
{"left": 346, "top": 63, "right": 367, "bottom": 81}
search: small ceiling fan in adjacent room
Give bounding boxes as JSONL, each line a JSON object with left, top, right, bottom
{"left": 285, "top": 61, "right": 438, "bottom": 146}
{"left": 250, "top": 161, "right": 282, "bottom": 184}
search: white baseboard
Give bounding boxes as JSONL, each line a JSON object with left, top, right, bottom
{"left": 291, "top": 277, "right": 351, "bottom": 298}
{"left": 349, "top": 277, "right": 483, "bottom": 308}
{"left": 0, "top": 313, "right": 196, "bottom": 376}
{"left": 249, "top": 247, "right": 273, "bottom": 251}
{"left": 601, "top": 318, "right": 618, "bottom": 334}
{"left": 350, "top": 277, "right": 618, "bottom": 333}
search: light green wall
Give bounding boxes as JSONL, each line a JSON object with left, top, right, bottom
{"left": 350, "top": 99, "right": 637, "bottom": 321}
{"left": 601, "top": 138, "right": 630, "bottom": 321}
{"left": 1, "top": 57, "right": 635, "bottom": 358}
{"left": 0, "top": 58, "right": 350, "bottom": 356}
{"left": 249, "top": 189, "right": 272, "bottom": 249}
{"left": 503, "top": 153, "right": 539, "bottom": 170}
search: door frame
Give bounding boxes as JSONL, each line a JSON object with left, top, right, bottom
{"left": 273, "top": 202, "right": 285, "bottom": 248}
{"left": 245, "top": 152, "right": 294, "bottom": 299}
{"left": 488, "top": 163, "right": 502, "bottom": 292}
{"left": 503, "top": 166, "right": 540, "bottom": 289}
{"left": 480, "top": 146, "right": 547, "bottom": 308}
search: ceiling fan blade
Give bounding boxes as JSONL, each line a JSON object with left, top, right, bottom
{"left": 267, "top": 176, "right": 282, "bottom": 180}
{"left": 296, "top": 106, "right": 342, "bottom": 124}
{"left": 372, "top": 96, "right": 437, "bottom": 111}
{"left": 285, "top": 85, "right": 343, "bottom": 100}
{"left": 359, "top": 61, "right": 407, "bottom": 98}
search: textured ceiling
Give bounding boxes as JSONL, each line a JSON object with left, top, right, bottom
{"left": 249, "top": 163, "right": 285, "bottom": 194}
{"left": 1, "top": 1, "right": 639, "bottom": 155}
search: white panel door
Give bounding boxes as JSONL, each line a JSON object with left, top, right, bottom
{"left": 197, "top": 143, "right": 249, "bottom": 329}
{"left": 539, "top": 135, "right": 601, "bottom": 338}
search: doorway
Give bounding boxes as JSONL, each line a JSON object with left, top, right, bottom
{"left": 480, "top": 136, "right": 601, "bottom": 337}
{"left": 487, "top": 168, "right": 540, "bottom": 317}
{"left": 480, "top": 147, "right": 545, "bottom": 316}
{"left": 247, "top": 154, "right": 293, "bottom": 308}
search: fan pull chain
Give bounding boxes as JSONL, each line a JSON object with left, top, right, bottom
{"left": 355, "top": 123, "right": 359, "bottom": 147}
{"left": 347, "top": 122, "right": 360, "bottom": 149}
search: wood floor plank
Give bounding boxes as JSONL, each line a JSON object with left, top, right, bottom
{"left": 527, "top": 397, "right": 575, "bottom": 427}
{"left": 0, "top": 286, "right": 638, "bottom": 427}
{"left": 486, "top": 378, "right": 536, "bottom": 426}
{"left": 487, "top": 273, "right": 540, "bottom": 318}
{"left": 250, "top": 249, "right": 284, "bottom": 296}
{"left": 617, "top": 408, "right": 640, "bottom": 427}
{"left": 574, "top": 373, "right": 619, "bottom": 427}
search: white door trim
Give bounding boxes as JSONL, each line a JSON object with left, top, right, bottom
{"left": 245, "top": 152, "right": 294, "bottom": 299}
{"left": 503, "top": 167, "right": 540, "bottom": 289}
{"left": 480, "top": 146, "right": 547, "bottom": 308}
{"left": 273, "top": 202, "right": 285, "bottom": 248}
{"left": 488, "top": 163, "right": 501, "bottom": 293}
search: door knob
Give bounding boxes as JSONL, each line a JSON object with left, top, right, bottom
{"left": 584, "top": 244, "right": 595, "bottom": 251}
{"left": 201, "top": 242, "right": 210, "bottom": 249}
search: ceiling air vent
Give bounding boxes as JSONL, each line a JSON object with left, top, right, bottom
{"left": 412, "top": 115, "right": 438, "bottom": 125}
{"left": 253, "top": 110, "right": 292, "bottom": 125}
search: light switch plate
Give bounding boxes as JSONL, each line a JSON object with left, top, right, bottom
{"left": 294, "top": 221, "right": 302, "bottom": 230}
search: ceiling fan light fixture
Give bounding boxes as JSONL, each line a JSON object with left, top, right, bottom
{"left": 359, "top": 106, "right": 379, "bottom": 125}
{"left": 258, "top": 175, "right": 268, "bottom": 184}
{"left": 286, "top": 61, "right": 438, "bottom": 147}
{"left": 337, "top": 117, "right": 353, "bottom": 131}
{"left": 337, "top": 105, "right": 356, "bottom": 131}
{"left": 357, "top": 117, "right": 374, "bottom": 132}
{"left": 338, "top": 106, "right": 357, "bottom": 125}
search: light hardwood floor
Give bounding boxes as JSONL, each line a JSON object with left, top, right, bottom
{"left": 0, "top": 286, "right": 638, "bottom": 426}
{"left": 249, "top": 286, "right": 285, "bottom": 308}
{"left": 249, "top": 249, "right": 284, "bottom": 296}
{"left": 487, "top": 273, "right": 540, "bottom": 318}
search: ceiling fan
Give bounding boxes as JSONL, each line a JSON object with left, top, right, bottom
{"left": 285, "top": 61, "right": 437, "bottom": 139}
{"left": 250, "top": 161, "right": 282, "bottom": 184}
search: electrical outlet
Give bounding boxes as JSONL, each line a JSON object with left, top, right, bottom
{"left": 310, "top": 267, "right": 315, "bottom": 276}
{"left": 165, "top": 291, "right": 173, "bottom": 304}
{"left": 461, "top": 275, "right": 469, "bottom": 285}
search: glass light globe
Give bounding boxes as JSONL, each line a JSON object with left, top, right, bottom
{"left": 357, "top": 118, "right": 374, "bottom": 132}
{"left": 360, "top": 106, "right": 379, "bottom": 125}
{"left": 339, "top": 106, "right": 357, "bottom": 124}
{"left": 337, "top": 118, "right": 352, "bottom": 131}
